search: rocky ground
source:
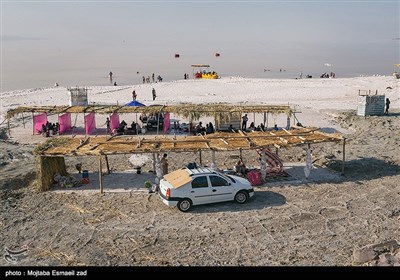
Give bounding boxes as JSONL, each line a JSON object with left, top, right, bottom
{"left": 0, "top": 110, "right": 399, "bottom": 266}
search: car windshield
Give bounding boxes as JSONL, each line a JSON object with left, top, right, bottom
{"left": 217, "top": 172, "right": 236, "bottom": 183}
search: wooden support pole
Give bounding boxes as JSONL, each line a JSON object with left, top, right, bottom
{"left": 341, "top": 138, "right": 346, "bottom": 175}
{"left": 7, "top": 118, "right": 11, "bottom": 136}
{"left": 210, "top": 150, "right": 216, "bottom": 170}
{"left": 239, "top": 148, "right": 243, "bottom": 159}
{"left": 199, "top": 150, "right": 202, "bottom": 166}
{"left": 84, "top": 112, "right": 86, "bottom": 136}
{"left": 99, "top": 155, "right": 103, "bottom": 194}
{"left": 105, "top": 154, "right": 110, "bottom": 174}
{"left": 152, "top": 153, "right": 156, "bottom": 172}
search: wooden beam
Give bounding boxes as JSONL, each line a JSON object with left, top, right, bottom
{"left": 238, "top": 130, "right": 255, "bottom": 148}
{"left": 219, "top": 138, "right": 229, "bottom": 145}
{"left": 199, "top": 150, "right": 202, "bottom": 165}
{"left": 99, "top": 155, "right": 103, "bottom": 194}
{"left": 341, "top": 138, "right": 346, "bottom": 175}
{"left": 282, "top": 128, "right": 292, "bottom": 134}
{"left": 201, "top": 134, "right": 211, "bottom": 149}
{"left": 278, "top": 137, "right": 288, "bottom": 144}
{"left": 273, "top": 143, "right": 281, "bottom": 149}
{"left": 75, "top": 137, "right": 90, "bottom": 150}
{"left": 105, "top": 154, "right": 110, "bottom": 174}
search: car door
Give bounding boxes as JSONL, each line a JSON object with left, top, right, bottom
{"left": 208, "top": 175, "right": 234, "bottom": 202}
{"left": 190, "top": 176, "right": 213, "bottom": 205}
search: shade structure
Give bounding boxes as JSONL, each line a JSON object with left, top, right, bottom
{"left": 125, "top": 100, "right": 146, "bottom": 107}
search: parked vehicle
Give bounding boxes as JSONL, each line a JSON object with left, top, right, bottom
{"left": 145, "top": 113, "right": 164, "bottom": 130}
{"left": 158, "top": 167, "right": 254, "bottom": 212}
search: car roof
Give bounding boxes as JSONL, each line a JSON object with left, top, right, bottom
{"left": 162, "top": 167, "right": 221, "bottom": 188}
{"left": 186, "top": 167, "right": 217, "bottom": 176}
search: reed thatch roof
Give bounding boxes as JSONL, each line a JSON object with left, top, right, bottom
{"left": 35, "top": 127, "right": 343, "bottom": 157}
{"left": 7, "top": 103, "right": 293, "bottom": 122}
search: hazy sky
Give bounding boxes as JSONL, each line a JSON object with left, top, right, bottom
{"left": 1, "top": 0, "right": 399, "bottom": 91}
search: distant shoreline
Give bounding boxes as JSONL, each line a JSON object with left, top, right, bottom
{"left": 1, "top": 74, "right": 392, "bottom": 93}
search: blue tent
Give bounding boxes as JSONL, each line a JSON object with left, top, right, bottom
{"left": 125, "top": 100, "right": 145, "bottom": 107}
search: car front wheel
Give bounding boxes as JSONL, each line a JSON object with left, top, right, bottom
{"left": 177, "top": 199, "right": 192, "bottom": 212}
{"left": 235, "top": 191, "right": 248, "bottom": 204}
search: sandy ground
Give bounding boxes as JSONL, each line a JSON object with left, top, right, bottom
{"left": 1, "top": 109, "right": 399, "bottom": 266}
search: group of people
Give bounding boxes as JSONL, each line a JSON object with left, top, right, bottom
{"left": 105, "top": 118, "right": 142, "bottom": 135}
{"left": 241, "top": 114, "right": 268, "bottom": 132}
{"left": 130, "top": 88, "right": 156, "bottom": 101}
{"left": 41, "top": 121, "right": 60, "bottom": 137}
{"left": 192, "top": 121, "right": 215, "bottom": 135}
{"left": 142, "top": 74, "right": 163, "bottom": 84}
{"left": 320, "top": 72, "right": 335, "bottom": 78}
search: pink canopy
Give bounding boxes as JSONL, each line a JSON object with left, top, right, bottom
{"left": 163, "top": 112, "right": 170, "bottom": 133}
{"left": 84, "top": 112, "right": 96, "bottom": 135}
{"left": 58, "top": 113, "right": 71, "bottom": 134}
{"left": 110, "top": 113, "right": 120, "bottom": 131}
{"left": 33, "top": 113, "right": 47, "bottom": 134}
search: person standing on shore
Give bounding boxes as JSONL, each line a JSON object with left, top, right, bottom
{"left": 385, "top": 98, "right": 391, "bottom": 115}
{"left": 132, "top": 89, "right": 137, "bottom": 100}
{"left": 152, "top": 88, "right": 156, "bottom": 101}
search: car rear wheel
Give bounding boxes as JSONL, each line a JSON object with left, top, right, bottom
{"left": 235, "top": 191, "right": 248, "bottom": 204}
{"left": 177, "top": 199, "right": 192, "bottom": 212}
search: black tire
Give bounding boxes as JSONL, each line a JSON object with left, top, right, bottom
{"left": 177, "top": 199, "right": 192, "bottom": 212}
{"left": 234, "top": 191, "right": 248, "bottom": 204}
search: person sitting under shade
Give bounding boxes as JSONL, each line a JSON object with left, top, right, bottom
{"left": 235, "top": 157, "right": 247, "bottom": 176}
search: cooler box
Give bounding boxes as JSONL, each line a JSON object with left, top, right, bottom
{"left": 246, "top": 170, "right": 262, "bottom": 186}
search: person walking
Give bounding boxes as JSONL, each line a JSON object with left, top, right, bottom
{"left": 160, "top": 153, "right": 168, "bottom": 175}
{"left": 132, "top": 89, "right": 137, "bottom": 100}
{"left": 385, "top": 98, "right": 391, "bottom": 115}
{"left": 152, "top": 88, "right": 156, "bottom": 101}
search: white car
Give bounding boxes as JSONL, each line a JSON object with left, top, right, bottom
{"left": 158, "top": 167, "right": 254, "bottom": 212}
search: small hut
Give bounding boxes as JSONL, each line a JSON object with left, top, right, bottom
{"left": 68, "top": 87, "right": 88, "bottom": 106}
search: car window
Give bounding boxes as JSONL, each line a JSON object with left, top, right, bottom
{"left": 191, "top": 176, "right": 209, "bottom": 188}
{"left": 217, "top": 172, "right": 236, "bottom": 183}
{"left": 209, "top": 175, "right": 229, "bottom": 187}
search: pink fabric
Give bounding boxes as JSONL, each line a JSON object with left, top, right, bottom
{"left": 163, "top": 112, "right": 170, "bottom": 133}
{"left": 33, "top": 113, "right": 47, "bottom": 134}
{"left": 246, "top": 170, "right": 262, "bottom": 186}
{"left": 84, "top": 112, "right": 96, "bottom": 134}
{"left": 58, "top": 113, "right": 71, "bottom": 134}
{"left": 110, "top": 113, "right": 120, "bottom": 131}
